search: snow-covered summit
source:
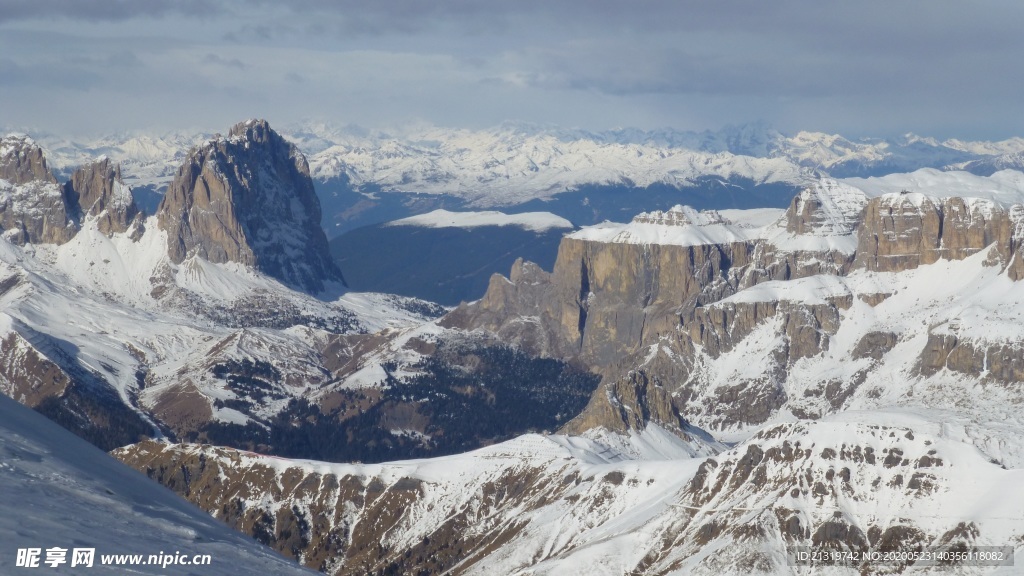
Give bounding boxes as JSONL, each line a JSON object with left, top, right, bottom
{"left": 568, "top": 205, "right": 766, "bottom": 247}
{"left": 631, "top": 205, "right": 728, "bottom": 227}
{"left": 567, "top": 177, "right": 869, "bottom": 249}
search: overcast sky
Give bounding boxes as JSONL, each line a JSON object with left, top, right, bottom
{"left": 1, "top": 0, "right": 1022, "bottom": 139}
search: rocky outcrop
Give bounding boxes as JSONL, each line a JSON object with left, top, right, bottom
{"left": 0, "top": 331, "right": 71, "bottom": 406}
{"left": 0, "top": 135, "right": 77, "bottom": 245}
{"left": 686, "top": 298, "right": 850, "bottom": 361}
{"left": 746, "top": 179, "right": 866, "bottom": 283}
{"left": 0, "top": 136, "right": 57, "bottom": 186}
{"left": 444, "top": 236, "right": 757, "bottom": 370}
{"left": 854, "top": 193, "right": 1017, "bottom": 272}
{"left": 917, "top": 331, "right": 1024, "bottom": 384}
{"left": 852, "top": 331, "right": 899, "bottom": 360}
{"left": 562, "top": 369, "right": 690, "bottom": 435}
{"left": 64, "top": 158, "right": 141, "bottom": 236}
{"left": 783, "top": 178, "right": 866, "bottom": 237}
{"left": 157, "top": 119, "right": 344, "bottom": 292}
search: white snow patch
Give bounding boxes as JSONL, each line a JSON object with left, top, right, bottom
{"left": 388, "top": 209, "right": 573, "bottom": 232}
{"left": 844, "top": 168, "right": 1024, "bottom": 207}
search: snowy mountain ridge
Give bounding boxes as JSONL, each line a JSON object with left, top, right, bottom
{"left": 114, "top": 411, "right": 1024, "bottom": 575}
{"left": 14, "top": 122, "right": 1024, "bottom": 211}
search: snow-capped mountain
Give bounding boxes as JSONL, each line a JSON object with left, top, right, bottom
{"left": 220, "top": 168, "right": 1024, "bottom": 573}
{"left": 19, "top": 122, "right": 1024, "bottom": 222}
{"left": 34, "top": 129, "right": 209, "bottom": 188}
{"left": 300, "top": 124, "right": 812, "bottom": 207}
{"left": 6, "top": 118, "right": 1024, "bottom": 575}
{"left": 0, "top": 123, "right": 446, "bottom": 451}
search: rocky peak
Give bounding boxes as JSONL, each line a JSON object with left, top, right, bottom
{"left": 64, "top": 157, "right": 141, "bottom": 237}
{"left": 0, "top": 135, "right": 76, "bottom": 245}
{"left": 783, "top": 178, "right": 867, "bottom": 237}
{"left": 157, "top": 119, "right": 344, "bottom": 293}
{"left": 0, "top": 135, "right": 59, "bottom": 186}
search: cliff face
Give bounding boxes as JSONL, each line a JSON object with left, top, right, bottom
{"left": 157, "top": 119, "right": 343, "bottom": 293}
{"left": 0, "top": 136, "right": 58, "bottom": 186}
{"left": 0, "top": 136, "right": 77, "bottom": 245}
{"left": 64, "top": 158, "right": 141, "bottom": 236}
{"left": 444, "top": 236, "right": 755, "bottom": 364}
{"left": 446, "top": 182, "right": 868, "bottom": 369}
{"left": 853, "top": 193, "right": 1019, "bottom": 272}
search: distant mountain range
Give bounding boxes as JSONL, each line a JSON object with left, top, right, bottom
{"left": 12, "top": 122, "right": 1024, "bottom": 236}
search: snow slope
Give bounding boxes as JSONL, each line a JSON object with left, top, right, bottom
{"left": 388, "top": 209, "right": 573, "bottom": 232}
{"left": 0, "top": 216, "right": 441, "bottom": 430}
{"left": 116, "top": 415, "right": 1024, "bottom": 575}
{"left": 0, "top": 393, "right": 315, "bottom": 575}
{"left": 568, "top": 205, "right": 771, "bottom": 247}
{"left": 843, "top": 168, "right": 1024, "bottom": 207}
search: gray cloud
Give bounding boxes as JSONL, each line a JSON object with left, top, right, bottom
{"left": 203, "top": 53, "right": 247, "bottom": 70}
{"left": 0, "top": 0, "right": 222, "bottom": 23}
{"left": 1, "top": 0, "right": 1023, "bottom": 139}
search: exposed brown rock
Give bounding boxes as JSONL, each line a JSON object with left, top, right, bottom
{"left": 0, "top": 331, "right": 71, "bottom": 406}
{"left": 561, "top": 369, "right": 689, "bottom": 435}
{"left": 444, "top": 236, "right": 758, "bottom": 369}
{"left": 917, "top": 331, "right": 1024, "bottom": 383}
{"left": 852, "top": 331, "right": 898, "bottom": 360}
{"left": 157, "top": 119, "right": 343, "bottom": 292}
{"left": 854, "top": 193, "right": 1018, "bottom": 272}
{"left": 115, "top": 440, "right": 568, "bottom": 576}
{"left": 64, "top": 157, "right": 141, "bottom": 236}
{"left": 0, "top": 135, "right": 77, "bottom": 245}
{"left": 0, "top": 136, "right": 58, "bottom": 186}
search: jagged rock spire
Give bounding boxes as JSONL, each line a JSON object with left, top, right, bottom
{"left": 157, "top": 119, "right": 344, "bottom": 292}
{"left": 0, "top": 135, "right": 76, "bottom": 245}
